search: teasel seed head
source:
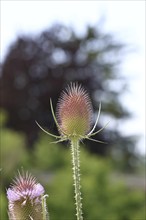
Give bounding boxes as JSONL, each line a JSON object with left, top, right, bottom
{"left": 56, "top": 83, "right": 93, "bottom": 138}
{"left": 7, "top": 171, "right": 48, "bottom": 220}
{"left": 36, "top": 82, "right": 108, "bottom": 144}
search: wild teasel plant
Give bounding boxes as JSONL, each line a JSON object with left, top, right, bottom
{"left": 7, "top": 170, "right": 49, "bottom": 220}
{"left": 36, "top": 83, "right": 108, "bottom": 220}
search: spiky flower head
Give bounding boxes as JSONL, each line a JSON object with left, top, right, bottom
{"left": 56, "top": 83, "right": 93, "bottom": 138}
{"left": 7, "top": 171, "right": 48, "bottom": 220}
{"left": 36, "top": 82, "right": 108, "bottom": 143}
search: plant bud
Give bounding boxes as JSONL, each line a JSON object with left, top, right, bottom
{"left": 7, "top": 171, "right": 48, "bottom": 220}
{"left": 56, "top": 83, "right": 93, "bottom": 138}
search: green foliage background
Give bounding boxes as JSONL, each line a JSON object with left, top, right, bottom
{"left": 1, "top": 112, "right": 145, "bottom": 220}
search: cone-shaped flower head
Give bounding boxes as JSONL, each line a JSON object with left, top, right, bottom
{"left": 7, "top": 171, "right": 48, "bottom": 220}
{"left": 56, "top": 83, "right": 93, "bottom": 138}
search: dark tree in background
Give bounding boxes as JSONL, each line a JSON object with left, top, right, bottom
{"left": 0, "top": 24, "right": 137, "bottom": 169}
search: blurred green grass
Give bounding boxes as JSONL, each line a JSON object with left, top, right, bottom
{"left": 1, "top": 111, "right": 145, "bottom": 220}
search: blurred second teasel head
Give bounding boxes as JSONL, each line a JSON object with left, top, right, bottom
{"left": 7, "top": 170, "right": 48, "bottom": 220}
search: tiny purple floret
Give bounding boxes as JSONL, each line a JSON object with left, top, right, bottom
{"left": 7, "top": 171, "right": 45, "bottom": 202}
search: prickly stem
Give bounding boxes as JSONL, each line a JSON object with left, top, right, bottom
{"left": 71, "top": 138, "right": 83, "bottom": 220}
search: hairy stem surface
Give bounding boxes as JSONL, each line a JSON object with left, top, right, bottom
{"left": 71, "top": 138, "right": 83, "bottom": 220}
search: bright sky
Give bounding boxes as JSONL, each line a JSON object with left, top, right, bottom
{"left": 1, "top": 1, "right": 145, "bottom": 154}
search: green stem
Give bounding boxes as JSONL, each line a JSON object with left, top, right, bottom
{"left": 42, "top": 195, "right": 49, "bottom": 220}
{"left": 70, "top": 138, "right": 83, "bottom": 220}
